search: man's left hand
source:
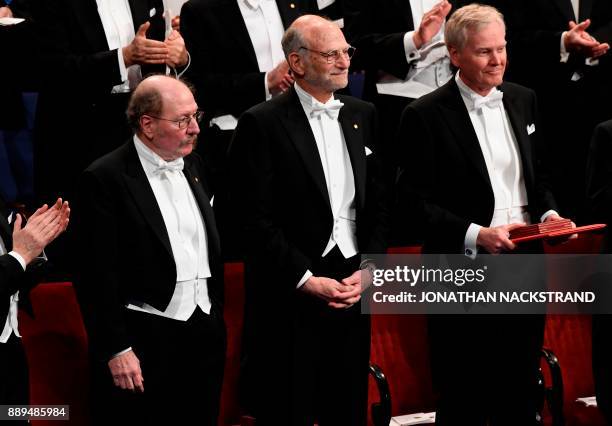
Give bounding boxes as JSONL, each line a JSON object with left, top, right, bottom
{"left": 165, "top": 30, "right": 188, "bottom": 68}
{"left": 544, "top": 213, "right": 577, "bottom": 244}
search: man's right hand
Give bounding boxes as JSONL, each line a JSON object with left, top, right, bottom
{"left": 413, "top": 0, "right": 451, "bottom": 49}
{"left": 108, "top": 349, "right": 144, "bottom": 392}
{"left": 267, "top": 60, "right": 294, "bottom": 96}
{"left": 476, "top": 223, "right": 525, "bottom": 255}
{"left": 563, "top": 19, "right": 610, "bottom": 58}
{"left": 300, "top": 275, "right": 362, "bottom": 309}
{"left": 122, "top": 22, "right": 169, "bottom": 67}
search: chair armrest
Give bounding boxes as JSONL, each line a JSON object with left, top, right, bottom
{"left": 369, "top": 362, "right": 392, "bottom": 426}
{"left": 540, "top": 347, "right": 565, "bottom": 426}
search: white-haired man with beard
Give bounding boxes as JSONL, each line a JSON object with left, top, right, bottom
{"left": 228, "top": 14, "right": 388, "bottom": 426}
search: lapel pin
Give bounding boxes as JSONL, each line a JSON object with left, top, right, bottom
{"left": 353, "top": 123, "right": 359, "bottom": 129}
{"left": 194, "top": 176, "right": 200, "bottom": 183}
{"left": 290, "top": 3, "right": 295, "bottom": 8}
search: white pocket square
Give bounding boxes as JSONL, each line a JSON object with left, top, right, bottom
{"left": 527, "top": 124, "right": 535, "bottom": 135}
{"left": 149, "top": 7, "right": 156, "bottom": 17}
{"left": 365, "top": 146, "right": 373, "bottom": 156}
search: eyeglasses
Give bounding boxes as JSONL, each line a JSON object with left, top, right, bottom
{"left": 146, "top": 110, "right": 204, "bottom": 129}
{"left": 299, "top": 46, "right": 356, "bottom": 64}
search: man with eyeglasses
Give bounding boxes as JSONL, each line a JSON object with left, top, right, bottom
{"left": 228, "top": 14, "right": 388, "bottom": 425}
{"left": 74, "top": 75, "right": 225, "bottom": 426}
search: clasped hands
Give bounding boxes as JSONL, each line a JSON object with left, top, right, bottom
{"left": 301, "top": 269, "right": 372, "bottom": 309}
{"left": 563, "top": 19, "right": 610, "bottom": 59}
{"left": 123, "top": 21, "right": 188, "bottom": 69}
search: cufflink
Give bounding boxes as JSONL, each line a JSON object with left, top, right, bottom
{"left": 290, "top": 3, "right": 295, "bottom": 8}
{"left": 353, "top": 123, "right": 359, "bottom": 129}
{"left": 465, "top": 248, "right": 473, "bottom": 256}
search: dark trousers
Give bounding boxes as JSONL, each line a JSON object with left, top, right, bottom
{"left": 428, "top": 314, "right": 545, "bottom": 426}
{"left": 0, "top": 334, "right": 29, "bottom": 426}
{"left": 90, "top": 307, "right": 226, "bottom": 426}
{"left": 252, "top": 248, "right": 371, "bottom": 426}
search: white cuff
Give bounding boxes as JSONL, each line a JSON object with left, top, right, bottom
{"left": 464, "top": 223, "right": 481, "bottom": 259}
{"left": 540, "top": 210, "right": 559, "bottom": 223}
{"left": 8, "top": 251, "right": 26, "bottom": 271}
{"left": 297, "top": 270, "right": 313, "bottom": 289}
{"left": 264, "top": 72, "right": 272, "bottom": 101}
{"left": 560, "top": 32, "right": 570, "bottom": 63}
{"left": 112, "top": 347, "right": 133, "bottom": 359}
{"left": 116, "top": 48, "right": 128, "bottom": 82}
{"left": 403, "top": 31, "right": 421, "bottom": 64}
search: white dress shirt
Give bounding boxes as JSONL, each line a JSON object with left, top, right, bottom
{"left": 455, "top": 74, "right": 529, "bottom": 257}
{"left": 0, "top": 224, "right": 26, "bottom": 344}
{"left": 126, "top": 136, "right": 212, "bottom": 320}
{"left": 96, "top": 0, "right": 142, "bottom": 93}
{"left": 294, "top": 82, "right": 358, "bottom": 287}
{"left": 376, "top": 0, "right": 452, "bottom": 99}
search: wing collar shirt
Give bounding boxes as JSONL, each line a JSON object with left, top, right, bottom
{"left": 456, "top": 72, "right": 529, "bottom": 257}
{"left": 127, "top": 136, "right": 212, "bottom": 320}
{"left": 294, "top": 82, "right": 358, "bottom": 287}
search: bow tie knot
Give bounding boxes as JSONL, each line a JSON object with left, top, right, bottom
{"left": 310, "top": 99, "right": 344, "bottom": 120}
{"left": 470, "top": 90, "right": 504, "bottom": 111}
{"left": 153, "top": 158, "right": 184, "bottom": 176}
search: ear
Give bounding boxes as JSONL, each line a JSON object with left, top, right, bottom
{"left": 288, "top": 52, "right": 306, "bottom": 78}
{"left": 448, "top": 45, "right": 461, "bottom": 68}
{"left": 140, "top": 115, "right": 156, "bottom": 140}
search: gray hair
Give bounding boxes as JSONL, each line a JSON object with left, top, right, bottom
{"left": 445, "top": 4, "right": 505, "bottom": 50}
{"left": 282, "top": 26, "right": 307, "bottom": 58}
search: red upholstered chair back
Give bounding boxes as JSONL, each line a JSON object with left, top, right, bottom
{"left": 18, "top": 282, "right": 90, "bottom": 426}
{"left": 542, "top": 233, "right": 607, "bottom": 425}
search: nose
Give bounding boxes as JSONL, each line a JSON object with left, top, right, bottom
{"left": 336, "top": 51, "right": 350, "bottom": 69}
{"left": 490, "top": 51, "right": 502, "bottom": 65}
{"left": 188, "top": 118, "right": 200, "bottom": 135}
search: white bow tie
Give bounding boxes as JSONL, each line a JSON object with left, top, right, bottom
{"left": 310, "top": 99, "right": 344, "bottom": 120}
{"left": 153, "top": 158, "right": 184, "bottom": 176}
{"left": 470, "top": 90, "right": 504, "bottom": 111}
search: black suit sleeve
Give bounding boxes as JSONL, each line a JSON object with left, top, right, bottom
{"left": 0, "top": 254, "right": 24, "bottom": 299}
{"left": 396, "top": 104, "right": 471, "bottom": 251}
{"left": 31, "top": 1, "right": 121, "bottom": 90}
{"left": 586, "top": 121, "right": 612, "bottom": 224}
{"left": 228, "top": 111, "right": 313, "bottom": 287}
{"left": 343, "top": 0, "right": 410, "bottom": 77}
{"left": 73, "top": 170, "right": 130, "bottom": 361}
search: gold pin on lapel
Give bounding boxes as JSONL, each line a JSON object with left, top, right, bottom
{"left": 290, "top": 2, "right": 295, "bottom": 8}
{"left": 353, "top": 123, "right": 359, "bottom": 129}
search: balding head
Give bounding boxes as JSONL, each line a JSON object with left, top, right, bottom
{"left": 282, "top": 15, "right": 350, "bottom": 102}
{"left": 127, "top": 75, "right": 194, "bottom": 132}
{"left": 127, "top": 75, "right": 200, "bottom": 160}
